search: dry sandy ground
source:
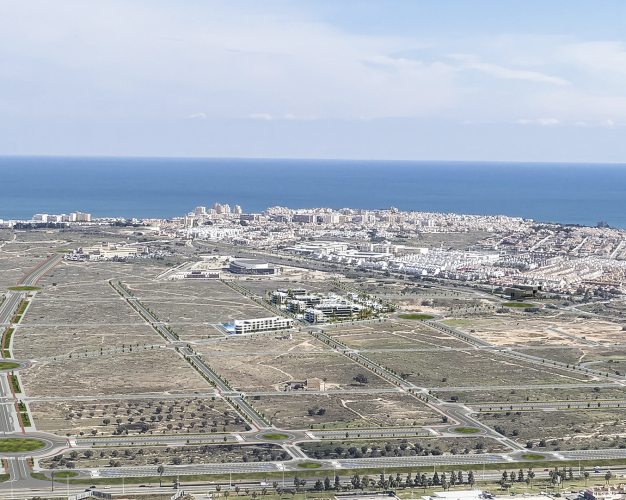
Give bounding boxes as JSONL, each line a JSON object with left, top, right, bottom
{"left": 197, "top": 333, "right": 331, "bottom": 354}
{"left": 206, "top": 352, "right": 392, "bottom": 392}
{"left": 20, "top": 349, "right": 208, "bottom": 397}
{"left": 255, "top": 392, "right": 442, "bottom": 430}
{"left": 460, "top": 327, "right": 576, "bottom": 346}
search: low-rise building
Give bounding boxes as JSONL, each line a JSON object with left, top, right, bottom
{"left": 234, "top": 316, "right": 293, "bottom": 334}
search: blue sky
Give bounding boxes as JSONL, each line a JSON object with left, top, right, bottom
{"left": 1, "top": 0, "right": 626, "bottom": 162}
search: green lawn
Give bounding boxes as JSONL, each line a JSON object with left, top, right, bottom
{"left": 0, "top": 362, "right": 19, "bottom": 370}
{"left": 0, "top": 438, "right": 45, "bottom": 452}
{"left": 454, "top": 427, "right": 480, "bottom": 434}
{"left": 55, "top": 471, "right": 79, "bottom": 478}
{"left": 7, "top": 286, "right": 40, "bottom": 291}
{"left": 501, "top": 303, "right": 535, "bottom": 307}
{"left": 298, "top": 463, "right": 322, "bottom": 468}
{"left": 398, "top": 314, "right": 434, "bottom": 320}
{"left": 522, "top": 454, "right": 546, "bottom": 460}
{"left": 0, "top": 474, "right": 10, "bottom": 483}
{"left": 262, "top": 433, "right": 289, "bottom": 440}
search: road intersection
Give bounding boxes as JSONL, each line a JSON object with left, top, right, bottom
{"left": 2, "top": 253, "right": 626, "bottom": 496}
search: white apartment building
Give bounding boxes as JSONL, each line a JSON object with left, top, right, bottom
{"left": 70, "top": 211, "right": 91, "bottom": 222}
{"left": 234, "top": 205, "right": 242, "bottom": 214}
{"left": 234, "top": 316, "right": 293, "bottom": 334}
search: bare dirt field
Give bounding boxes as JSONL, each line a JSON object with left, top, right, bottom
{"left": 459, "top": 327, "right": 577, "bottom": 346}
{"left": 40, "top": 443, "right": 287, "bottom": 469}
{"left": 435, "top": 385, "right": 626, "bottom": 404}
{"left": 298, "top": 435, "right": 508, "bottom": 459}
{"left": 30, "top": 396, "right": 248, "bottom": 437}
{"left": 476, "top": 408, "right": 626, "bottom": 450}
{"left": 35, "top": 282, "right": 122, "bottom": 299}
{"left": 331, "top": 321, "right": 465, "bottom": 350}
{"left": 12, "top": 324, "right": 163, "bottom": 359}
{"left": 197, "top": 334, "right": 331, "bottom": 354}
{"left": 253, "top": 392, "right": 442, "bottom": 430}
{"left": 21, "top": 297, "right": 139, "bottom": 325}
{"left": 442, "top": 311, "right": 618, "bottom": 328}
{"left": 122, "top": 280, "right": 242, "bottom": 300}
{"left": 365, "top": 350, "right": 601, "bottom": 388}
{"left": 557, "top": 325, "right": 626, "bottom": 345}
{"left": 20, "top": 349, "right": 207, "bottom": 397}
{"left": 206, "top": 352, "right": 392, "bottom": 392}
{"left": 140, "top": 297, "right": 270, "bottom": 328}
{"left": 521, "top": 347, "right": 626, "bottom": 366}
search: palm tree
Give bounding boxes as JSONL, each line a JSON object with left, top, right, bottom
{"left": 157, "top": 465, "right": 165, "bottom": 487}
{"left": 235, "top": 486, "right": 241, "bottom": 497}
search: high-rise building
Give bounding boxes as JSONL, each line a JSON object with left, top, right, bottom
{"left": 213, "top": 203, "right": 223, "bottom": 214}
{"left": 234, "top": 205, "right": 242, "bottom": 214}
{"left": 222, "top": 204, "right": 231, "bottom": 214}
{"left": 194, "top": 206, "right": 206, "bottom": 215}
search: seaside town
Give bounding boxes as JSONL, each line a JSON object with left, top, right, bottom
{"left": 3, "top": 202, "right": 626, "bottom": 296}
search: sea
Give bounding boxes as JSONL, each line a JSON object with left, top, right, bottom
{"left": 1, "top": 156, "right": 626, "bottom": 229}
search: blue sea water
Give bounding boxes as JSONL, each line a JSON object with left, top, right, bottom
{"left": 1, "top": 156, "right": 625, "bottom": 228}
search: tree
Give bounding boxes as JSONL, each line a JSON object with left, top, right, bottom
{"left": 314, "top": 480, "right": 323, "bottom": 492}
{"left": 518, "top": 469, "right": 524, "bottom": 483}
{"left": 154, "top": 464, "right": 165, "bottom": 484}
{"left": 235, "top": 486, "right": 240, "bottom": 497}
{"left": 335, "top": 474, "right": 341, "bottom": 490}
{"left": 324, "top": 477, "right": 331, "bottom": 491}
{"left": 468, "top": 471, "right": 475, "bottom": 488}
{"left": 103, "top": 418, "right": 110, "bottom": 426}
{"left": 584, "top": 472, "right": 590, "bottom": 487}
{"left": 457, "top": 471, "right": 463, "bottom": 485}
{"left": 353, "top": 373, "right": 369, "bottom": 385}
{"left": 450, "top": 471, "right": 457, "bottom": 487}
{"left": 605, "top": 471, "right": 613, "bottom": 485}
{"left": 528, "top": 470, "right": 535, "bottom": 488}
{"left": 433, "top": 472, "right": 440, "bottom": 486}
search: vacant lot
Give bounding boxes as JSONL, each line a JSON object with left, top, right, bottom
{"left": 435, "top": 385, "right": 626, "bottom": 404}
{"left": 366, "top": 350, "right": 600, "bottom": 388}
{"left": 298, "top": 435, "right": 507, "bottom": 459}
{"left": 12, "top": 324, "right": 163, "bottom": 359}
{"left": 461, "top": 327, "right": 576, "bottom": 347}
{"left": 557, "top": 325, "right": 626, "bottom": 345}
{"left": 40, "top": 443, "right": 287, "bottom": 469}
{"left": 140, "top": 297, "right": 270, "bottom": 329}
{"left": 331, "top": 321, "right": 465, "bottom": 350}
{"left": 578, "top": 301, "right": 626, "bottom": 319}
{"left": 20, "top": 350, "right": 207, "bottom": 397}
{"left": 35, "top": 282, "right": 122, "bottom": 299}
{"left": 206, "top": 352, "right": 391, "bottom": 392}
{"left": 21, "top": 297, "right": 138, "bottom": 325}
{"left": 521, "top": 347, "right": 626, "bottom": 367}
{"left": 122, "top": 280, "right": 241, "bottom": 300}
{"left": 476, "top": 408, "right": 626, "bottom": 450}
{"left": 197, "top": 334, "right": 331, "bottom": 354}
{"left": 30, "top": 396, "right": 248, "bottom": 437}
{"left": 253, "top": 392, "right": 442, "bottom": 429}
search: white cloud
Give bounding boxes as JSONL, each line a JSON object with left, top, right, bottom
{"left": 188, "top": 112, "right": 206, "bottom": 119}
{"left": 249, "top": 114, "right": 274, "bottom": 120}
{"left": 460, "top": 61, "right": 570, "bottom": 86}
{"left": 517, "top": 118, "right": 560, "bottom": 125}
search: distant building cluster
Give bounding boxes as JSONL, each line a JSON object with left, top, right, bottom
{"left": 271, "top": 288, "right": 386, "bottom": 324}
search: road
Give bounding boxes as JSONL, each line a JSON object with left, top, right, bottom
{"left": 5, "top": 255, "right": 626, "bottom": 497}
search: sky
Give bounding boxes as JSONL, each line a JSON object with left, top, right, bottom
{"left": 1, "top": 0, "right": 626, "bottom": 162}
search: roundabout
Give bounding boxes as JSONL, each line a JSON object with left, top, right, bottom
{"left": 254, "top": 431, "right": 297, "bottom": 442}
{"left": 0, "top": 359, "right": 32, "bottom": 372}
{"left": 397, "top": 313, "right": 435, "bottom": 320}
